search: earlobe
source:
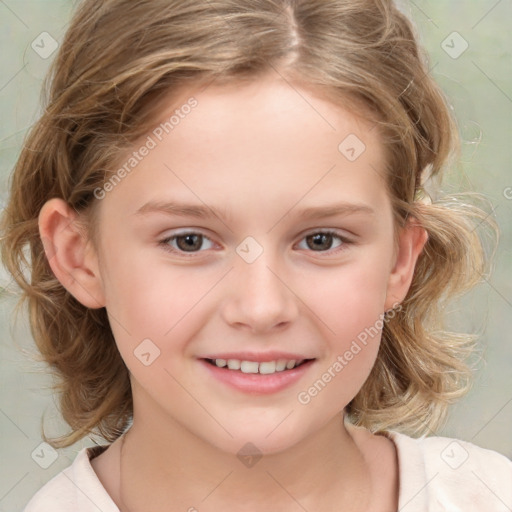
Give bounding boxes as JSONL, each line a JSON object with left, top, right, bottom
{"left": 38, "top": 198, "right": 106, "bottom": 309}
{"left": 384, "top": 218, "right": 428, "bottom": 310}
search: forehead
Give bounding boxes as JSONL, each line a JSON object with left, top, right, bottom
{"left": 100, "top": 74, "right": 389, "bottom": 223}
{"left": 167, "top": 74, "right": 382, "bottom": 161}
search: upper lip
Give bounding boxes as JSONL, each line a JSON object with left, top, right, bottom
{"left": 199, "top": 352, "right": 315, "bottom": 362}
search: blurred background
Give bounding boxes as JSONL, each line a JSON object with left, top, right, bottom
{"left": 0, "top": 1, "right": 511, "bottom": 510}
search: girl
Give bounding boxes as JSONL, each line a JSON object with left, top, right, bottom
{"left": 1, "top": 0, "right": 511, "bottom": 510}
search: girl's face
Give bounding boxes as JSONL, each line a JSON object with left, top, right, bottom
{"left": 89, "top": 74, "right": 420, "bottom": 454}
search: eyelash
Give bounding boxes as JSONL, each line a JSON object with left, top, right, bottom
{"left": 158, "top": 229, "right": 353, "bottom": 258}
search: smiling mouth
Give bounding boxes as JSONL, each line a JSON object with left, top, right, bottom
{"left": 203, "top": 358, "right": 314, "bottom": 374}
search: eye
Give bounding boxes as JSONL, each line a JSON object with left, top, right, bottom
{"left": 296, "top": 230, "right": 351, "bottom": 254}
{"left": 159, "top": 231, "right": 215, "bottom": 256}
{"left": 158, "top": 229, "right": 352, "bottom": 258}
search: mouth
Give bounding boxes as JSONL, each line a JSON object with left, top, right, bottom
{"left": 199, "top": 356, "right": 316, "bottom": 395}
{"left": 202, "top": 357, "right": 315, "bottom": 374}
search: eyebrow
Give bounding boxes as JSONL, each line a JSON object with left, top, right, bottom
{"left": 134, "top": 200, "right": 375, "bottom": 221}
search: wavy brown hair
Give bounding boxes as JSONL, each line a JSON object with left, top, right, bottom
{"left": 0, "top": 0, "right": 497, "bottom": 448}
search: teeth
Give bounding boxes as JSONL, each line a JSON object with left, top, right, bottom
{"left": 259, "top": 361, "right": 276, "bottom": 374}
{"left": 213, "top": 358, "right": 306, "bottom": 374}
{"left": 227, "top": 359, "right": 241, "bottom": 370}
{"left": 240, "top": 361, "right": 259, "bottom": 373}
{"left": 275, "top": 359, "right": 287, "bottom": 371}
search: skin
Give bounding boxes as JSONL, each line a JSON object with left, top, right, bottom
{"left": 39, "top": 72, "right": 427, "bottom": 511}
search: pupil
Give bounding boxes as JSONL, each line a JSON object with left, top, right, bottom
{"left": 178, "top": 234, "right": 201, "bottom": 251}
{"left": 308, "top": 233, "right": 331, "bottom": 251}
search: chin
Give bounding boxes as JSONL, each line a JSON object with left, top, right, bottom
{"left": 198, "top": 417, "right": 315, "bottom": 459}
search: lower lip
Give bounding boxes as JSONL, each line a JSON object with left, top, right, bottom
{"left": 199, "top": 359, "right": 315, "bottom": 395}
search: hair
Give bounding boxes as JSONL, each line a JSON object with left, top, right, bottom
{"left": 0, "top": 0, "right": 497, "bottom": 448}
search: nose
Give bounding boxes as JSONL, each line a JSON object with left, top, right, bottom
{"left": 220, "top": 247, "right": 299, "bottom": 333}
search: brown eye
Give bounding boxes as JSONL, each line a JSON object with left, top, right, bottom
{"left": 160, "top": 232, "right": 214, "bottom": 255}
{"left": 306, "top": 233, "right": 335, "bottom": 251}
{"left": 175, "top": 234, "right": 203, "bottom": 252}
{"left": 297, "top": 230, "right": 349, "bottom": 254}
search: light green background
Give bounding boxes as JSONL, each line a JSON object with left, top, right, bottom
{"left": 1, "top": 1, "right": 511, "bottom": 510}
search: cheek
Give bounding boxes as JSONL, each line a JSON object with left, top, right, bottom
{"left": 101, "top": 245, "right": 222, "bottom": 370}
{"left": 98, "top": 233, "right": 182, "bottom": 330}
{"left": 304, "top": 254, "right": 391, "bottom": 340}
{"left": 297, "top": 256, "right": 391, "bottom": 397}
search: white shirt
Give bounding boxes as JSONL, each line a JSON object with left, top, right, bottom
{"left": 24, "top": 431, "right": 512, "bottom": 511}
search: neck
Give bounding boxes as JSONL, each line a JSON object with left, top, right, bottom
{"left": 117, "top": 413, "right": 374, "bottom": 512}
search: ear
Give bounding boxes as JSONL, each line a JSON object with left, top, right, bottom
{"left": 38, "top": 198, "right": 106, "bottom": 309}
{"left": 384, "top": 217, "right": 428, "bottom": 310}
